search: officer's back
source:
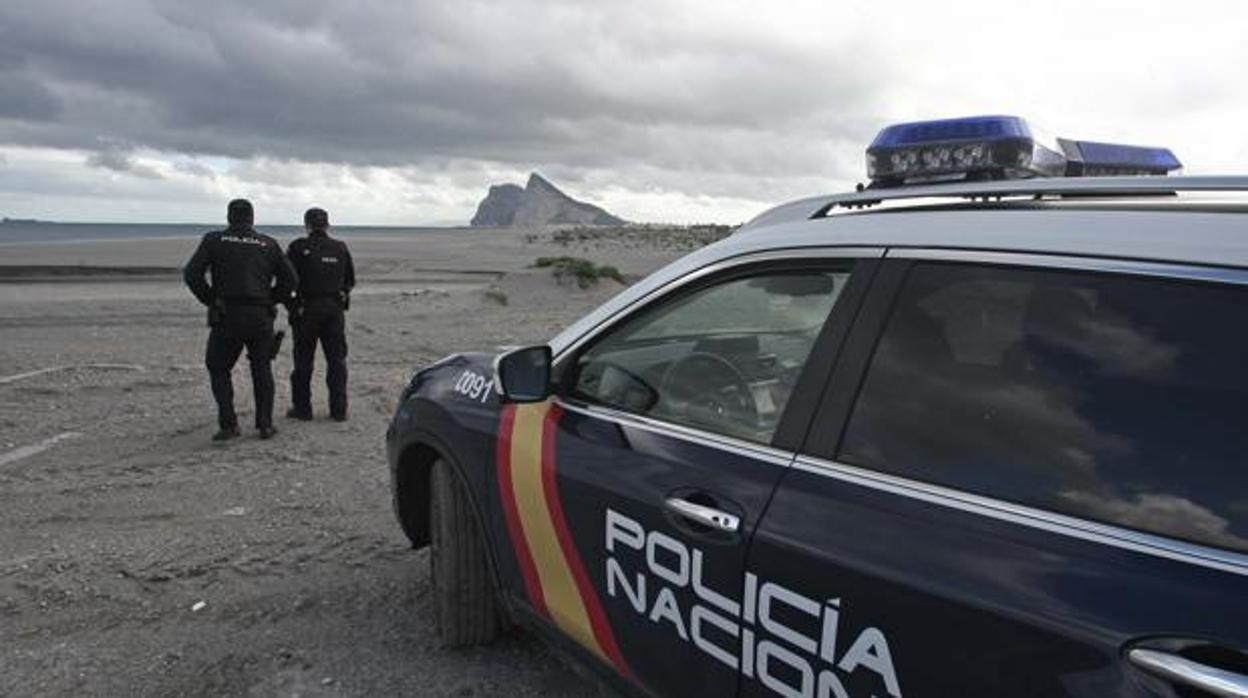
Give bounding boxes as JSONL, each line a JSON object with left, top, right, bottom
{"left": 286, "top": 207, "right": 354, "bottom": 422}
{"left": 184, "top": 198, "right": 296, "bottom": 440}
{"left": 190, "top": 229, "right": 289, "bottom": 307}
{"left": 288, "top": 236, "right": 352, "bottom": 310}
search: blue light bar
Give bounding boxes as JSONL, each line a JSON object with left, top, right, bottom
{"left": 870, "top": 115, "right": 1031, "bottom": 148}
{"left": 1058, "top": 139, "right": 1181, "bottom": 176}
{"left": 866, "top": 115, "right": 1066, "bottom": 187}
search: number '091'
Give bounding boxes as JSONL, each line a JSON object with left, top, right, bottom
{"left": 453, "top": 369, "right": 494, "bottom": 403}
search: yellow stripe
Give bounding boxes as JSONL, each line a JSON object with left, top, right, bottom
{"left": 509, "top": 401, "right": 605, "bottom": 660}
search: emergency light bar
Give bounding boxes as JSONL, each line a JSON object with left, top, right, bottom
{"left": 1058, "top": 139, "right": 1182, "bottom": 177}
{"left": 865, "top": 115, "right": 1182, "bottom": 188}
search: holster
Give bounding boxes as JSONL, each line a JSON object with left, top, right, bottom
{"left": 269, "top": 330, "right": 286, "bottom": 361}
{"left": 207, "top": 299, "right": 225, "bottom": 327}
{"left": 288, "top": 301, "right": 305, "bottom": 328}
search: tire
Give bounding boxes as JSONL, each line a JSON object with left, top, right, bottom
{"left": 429, "top": 458, "right": 500, "bottom": 646}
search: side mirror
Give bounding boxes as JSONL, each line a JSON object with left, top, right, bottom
{"left": 494, "top": 345, "right": 553, "bottom": 403}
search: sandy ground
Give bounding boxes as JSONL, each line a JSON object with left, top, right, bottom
{"left": 0, "top": 225, "right": 717, "bottom": 697}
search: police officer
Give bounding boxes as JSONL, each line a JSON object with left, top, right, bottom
{"left": 285, "top": 207, "right": 355, "bottom": 422}
{"left": 184, "top": 199, "right": 297, "bottom": 441}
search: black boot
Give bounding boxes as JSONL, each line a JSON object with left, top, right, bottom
{"left": 286, "top": 407, "right": 312, "bottom": 421}
{"left": 212, "top": 426, "right": 241, "bottom": 441}
{"left": 258, "top": 425, "right": 278, "bottom": 440}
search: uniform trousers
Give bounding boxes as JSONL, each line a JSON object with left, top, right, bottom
{"left": 290, "top": 300, "right": 347, "bottom": 418}
{"left": 206, "top": 305, "right": 276, "bottom": 430}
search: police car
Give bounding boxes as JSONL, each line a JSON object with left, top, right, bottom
{"left": 386, "top": 116, "right": 1248, "bottom": 698}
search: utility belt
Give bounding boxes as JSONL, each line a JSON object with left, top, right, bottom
{"left": 209, "top": 297, "right": 276, "bottom": 326}
{"left": 295, "top": 291, "right": 349, "bottom": 311}
{"left": 222, "top": 296, "right": 275, "bottom": 307}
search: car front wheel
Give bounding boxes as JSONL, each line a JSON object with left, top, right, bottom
{"left": 429, "top": 458, "right": 501, "bottom": 646}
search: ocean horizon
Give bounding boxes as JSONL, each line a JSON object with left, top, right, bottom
{"left": 0, "top": 220, "right": 468, "bottom": 245}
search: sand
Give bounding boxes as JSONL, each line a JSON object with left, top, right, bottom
{"left": 0, "top": 225, "right": 718, "bottom": 696}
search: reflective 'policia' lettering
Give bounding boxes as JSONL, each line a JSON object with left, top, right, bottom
{"left": 606, "top": 509, "right": 902, "bottom": 698}
{"left": 219, "top": 234, "right": 266, "bottom": 246}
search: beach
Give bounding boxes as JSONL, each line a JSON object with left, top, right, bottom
{"left": 0, "top": 225, "right": 722, "bottom": 696}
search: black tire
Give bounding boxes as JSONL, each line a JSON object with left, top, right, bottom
{"left": 429, "top": 458, "right": 500, "bottom": 646}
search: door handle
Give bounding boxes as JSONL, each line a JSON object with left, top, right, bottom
{"left": 1128, "top": 648, "right": 1248, "bottom": 698}
{"left": 664, "top": 497, "right": 740, "bottom": 533}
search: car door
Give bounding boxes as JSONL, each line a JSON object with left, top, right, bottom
{"left": 490, "top": 252, "right": 881, "bottom": 697}
{"left": 746, "top": 254, "right": 1248, "bottom": 698}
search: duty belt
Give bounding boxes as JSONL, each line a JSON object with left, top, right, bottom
{"left": 222, "top": 297, "right": 273, "bottom": 307}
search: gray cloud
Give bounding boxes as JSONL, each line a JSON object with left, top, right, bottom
{"left": 0, "top": 72, "right": 61, "bottom": 120}
{"left": 85, "top": 143, "right": 163, "bottom": 179}
{"left": 3, "top": 0, "right": 1245, "bottom": 224}
{"left": 173, "top": 159, "right": 215, "bottom": 178}
{"left": 0, "top": 0, "right": 883, "bottom": 190}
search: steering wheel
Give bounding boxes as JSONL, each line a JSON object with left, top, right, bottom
{"left": 657, "top": 352, "right": 758, "bottom": 432}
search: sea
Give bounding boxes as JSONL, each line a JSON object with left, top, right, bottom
{"left": 0, "top": 220, "right": 460, "bottom": 245}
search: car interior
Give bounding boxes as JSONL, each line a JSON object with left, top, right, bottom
{"left": 568, "top": 270, "right": 849, "bottom": 443}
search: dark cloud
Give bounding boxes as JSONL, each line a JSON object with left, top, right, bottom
{"left": 85, "top": 143, "right": 162, "bottom": 179}
{"left": 0, "top": 0, "right": 884, "bottom": 188}
{"left": 0, "top": 72, "right": 61, "bottom": 120}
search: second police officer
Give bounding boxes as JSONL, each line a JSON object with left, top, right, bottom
{"left": 286, "top": 207, "right": 355, "bottom": 422}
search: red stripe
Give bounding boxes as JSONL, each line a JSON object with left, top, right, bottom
{"left": 495, "top": 403, "right": 547, "bottom": 616}
{"left": 540, "top": 404, "right": 633, "bottom": 678}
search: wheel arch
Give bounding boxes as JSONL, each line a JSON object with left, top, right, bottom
{"left": 392, "top": 432, "right": 509, "bottom": 599}
{"left": 393, "top": 439, "right": 440, "bottom": 549}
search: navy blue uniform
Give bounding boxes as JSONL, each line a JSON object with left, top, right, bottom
{"left": 184, "top": 226, "right": 296, "bottom": 432}
{"left": 286, "top": 232, "right": 354, "bottom": 419}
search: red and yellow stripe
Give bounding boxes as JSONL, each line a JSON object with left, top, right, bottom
{"left": 496, "top": 401, "right": 631, "bottom": 678}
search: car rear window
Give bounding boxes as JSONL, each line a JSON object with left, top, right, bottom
{"left": 839, "top": 261, "right": 1248, "bottom": 553}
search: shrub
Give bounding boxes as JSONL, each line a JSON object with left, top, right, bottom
{"left": 532, "top": 256, "right": 625, "bottom": 288}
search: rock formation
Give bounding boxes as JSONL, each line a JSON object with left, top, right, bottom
{"left": 470, "top": 173, "right": 625, "bottom": 227}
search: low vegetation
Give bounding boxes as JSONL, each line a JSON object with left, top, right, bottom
{"left": 532, "top": 256, "right": 626, "bottom": 288}
{"left": 483, "top": 287, "right": 509, "bottom": 305}
{"left": 549, "top": 223, "right": 736, "bottom": 251}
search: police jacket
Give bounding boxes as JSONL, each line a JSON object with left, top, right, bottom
{"left": 183, "top": 226, "right": 297, "bottom": 307}
{"left": 287, "top": 232, "right": 355, "bottom": 309}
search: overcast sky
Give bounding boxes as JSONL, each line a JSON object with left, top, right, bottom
{"left": 0, "top": 1, "right": 1245, "bottom": 225}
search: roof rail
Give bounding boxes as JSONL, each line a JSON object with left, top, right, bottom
{"left": 814, "top": 175, "right": 1248, "bottom": 217}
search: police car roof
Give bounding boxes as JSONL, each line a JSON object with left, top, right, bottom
{"left": 746, "top": 174, "right": 1248, "bottom": 225}
{"left": 549, "top": 176, "right": 1248, "bottom": 355}
{"left": 734, "top": 175, "right": 1248, "bottom": 265}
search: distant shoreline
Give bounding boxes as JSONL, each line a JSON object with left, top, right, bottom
{"left": 0, "top": 221, "right": 471, "bottom": 245}
{"left": 0, "top": 221, "right": 735, "bottom": 246}
{"left": 0, "top": 218, "right": 467, "bottom": 228}
{"left": 0, "top": 265, "right": 180, "bottom": 282}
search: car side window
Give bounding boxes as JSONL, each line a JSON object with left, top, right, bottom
{"left": 569, "top": 265, "right": 853, "bottom": 444}
{"left": 839, "top": 262, "right": 1248, "bottom": 553}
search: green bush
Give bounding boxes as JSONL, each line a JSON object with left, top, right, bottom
{"left": 532, "top": 256, "right": 625, "bottom": 288}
